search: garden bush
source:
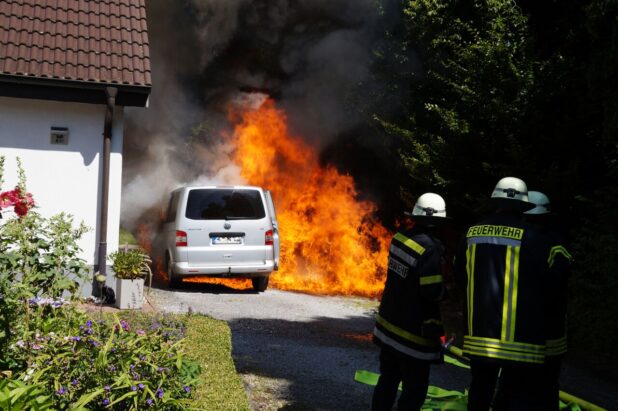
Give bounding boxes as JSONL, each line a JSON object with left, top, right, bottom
{"left": 8, "top": 310, "right": 199, "bottom": 410}
{"left": 0, "top": 157, "right": 201, "bottom": 409}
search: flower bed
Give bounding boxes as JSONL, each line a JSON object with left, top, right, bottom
{"left": 0, "top": 157, "right": 201, "bottom": 409}
{"left": 2, "top": 307, "right": 199, "bottom": 410}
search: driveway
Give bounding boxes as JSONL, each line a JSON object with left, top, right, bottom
{"left": 146, "top": 284, "right": 470, "bottom": 410}
{"left": 146, "top": 284, "right": 616, "bottom": 410}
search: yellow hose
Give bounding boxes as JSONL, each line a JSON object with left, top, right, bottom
{"left": 559, "top": 391, "right": 608, "bottom": 411}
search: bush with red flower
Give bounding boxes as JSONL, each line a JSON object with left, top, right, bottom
{"left": 0, "top": 156, "right": 35, "bottom": 218}
{"left": 0, "top": 187, "right": 35, "bottom": 217}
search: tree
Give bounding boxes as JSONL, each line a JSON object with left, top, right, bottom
{"left": 372, "top": 0, "right": 534, "bottom": 218}
{"left": 368, "top": 0, "right": 618, "bottom": 374}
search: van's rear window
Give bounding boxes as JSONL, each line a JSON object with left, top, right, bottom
{"left": 185, "top": 189, "right": 266, "bottom": 220}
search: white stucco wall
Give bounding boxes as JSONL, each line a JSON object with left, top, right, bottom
{"left": 0, "top": 96, "right": 124, "bottom": 268}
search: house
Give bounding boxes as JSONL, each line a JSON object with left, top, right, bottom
{"left": 0, "top": 0, "right": 151, "bottom": 295}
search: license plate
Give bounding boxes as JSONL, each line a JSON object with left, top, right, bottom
{"left": 212, "top": 236, "right": 243, "bottom": 245}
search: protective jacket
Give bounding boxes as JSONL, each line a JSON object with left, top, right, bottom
{"left": 543, "top": 229, "right": 572, "bottom": 357}
{"left": 373, "top": 225, "right": 445, "bottom": 362}
{"left": 455, "top": 212, "right": 562, "bottom": 365}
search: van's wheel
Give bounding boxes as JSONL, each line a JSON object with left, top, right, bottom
{"left": 166, "top": 255, "right": 181, "bottom": 289}
{"left": 251, "top": 276, "right": 269, "bottom": 292}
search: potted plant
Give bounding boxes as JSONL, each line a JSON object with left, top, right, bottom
{"left": 109, "top": 249, "right": 151, "bottom": 309}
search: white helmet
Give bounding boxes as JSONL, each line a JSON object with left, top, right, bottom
{"left": 524, "top": 191, "right": 551, "bottom": 215}
{"left": 412, "top": 193, "right": 447, "bottom": 219}
{"left": 490, "top": 177, "right": 535, "bottom": 212}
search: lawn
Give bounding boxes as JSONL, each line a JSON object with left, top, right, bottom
{"left": 184, "top": 314, "right": 251, "bottom": 410}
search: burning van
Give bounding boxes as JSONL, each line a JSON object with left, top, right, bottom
{"left": 162, "top": 185, "right": 280, "bottom": 292}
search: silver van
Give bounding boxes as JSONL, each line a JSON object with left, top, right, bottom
{"left": 162, "top": 185, "right": 280, "bottom": 291}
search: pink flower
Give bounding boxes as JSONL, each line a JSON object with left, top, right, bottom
{"left": 14, "top": 202, "right": 29, "bottom": 216}
{"left": 0, "top": 187, "right": 35, "bottom": 217}
{"left": 0, "top": 191, "right": 15, "bottom": 208}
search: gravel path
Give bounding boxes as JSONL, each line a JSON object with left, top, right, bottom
{"left": 147, "top": 284, "right": 616, "bottom": 410}
{"left": 146, "top": 284, "right": 469, "bottom": 410}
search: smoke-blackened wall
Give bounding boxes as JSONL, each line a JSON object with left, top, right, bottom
{"left": 122, "top": 0, "right": 392, "bottom": 230}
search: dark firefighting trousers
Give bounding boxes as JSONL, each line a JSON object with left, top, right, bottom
{"left": 468, "top": 360, "right": 546, "bottom": 411}
{"left": 492, "top": 357, "right": 562, "bottom": 411}
{"left": 371, "top": 347, "right": 430, "bottom": 411}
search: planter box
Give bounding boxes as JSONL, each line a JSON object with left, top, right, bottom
{"left": 115, "top": 278, "right": 144, "bottom": 309}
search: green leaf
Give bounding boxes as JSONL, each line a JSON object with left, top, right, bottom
{"left": 70, "top": 388, "right": 105, "bottom": 409}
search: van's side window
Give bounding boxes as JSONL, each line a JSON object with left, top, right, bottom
{"left": 165, "top": 192, "right": 180, "bottom": 223}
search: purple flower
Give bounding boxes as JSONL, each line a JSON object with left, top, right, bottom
{"left": 56, "top": 387, "right": 65, "bottom": 395}
{"left": 130, "top": 364, "right": 135, "bottom": 370}
{"left": 146, "top": 399, "right": 153, "bottom": 406}
{"left": 157, "top": 367, "right": 164, "bottom": 372}
{"left": 120, "top": 320, "right": 130, "bottom": 331}
{"left": 72, "top": 379, "right": 78, "bottom": 386}
{"left": 156, "top": 388, "right": 164, "bottom": 399}
{"left": 102, "top": 398, "right": 110, "bottom": 406}
{"left": 138, "top": 383, "right": 145, "bottom": 390}
{"left": 131, "top": 385, "right": 137, "bottom": 391}
{"left": 104, "top": 385, "right": 111, "bottom": 392}
{"left": 86, "top": 320, "right": 93, "bottom": 328}
{"left": 136, "top": 329, "right": 145, "bottom": 336}
{"left": 109, "top": 366, "right": 116, "bottom": 372}
{"left": 140, "top": 355, "right": 146, "bottom": 361}
{"left": 72, "top": 336, "right": 81, "bottom": 341}
{"left": 183, "top": 385, "right": 191, "bottom": 393}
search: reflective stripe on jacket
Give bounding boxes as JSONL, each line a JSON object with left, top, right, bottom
{"left": 374, "top": 227, "right": 445, "bottom": 362}
{"left": 545, "top": 230, "right": 572, "bottom": 357}
{"left": 455, "top": 213, "right": 558, "bottom": 365}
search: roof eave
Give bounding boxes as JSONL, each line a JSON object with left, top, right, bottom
{"left": 0, "top": 74, "right": 151, "bottom": 107}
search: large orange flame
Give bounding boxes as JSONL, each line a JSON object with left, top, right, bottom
{"left": 230, "top": 98, "right": 391, "bottom": 297}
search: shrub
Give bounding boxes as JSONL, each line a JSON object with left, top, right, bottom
{"left": 0, "top": 159, "right": 200, "bottom": 409}
{"left": 7, "top": 310, "right": 199, "bottom": 410}
{"left": 0, "top": 157, "right": 89, "bottom": 369}
{"left": 109, "top": 250, "right": 152, "bottom": 280}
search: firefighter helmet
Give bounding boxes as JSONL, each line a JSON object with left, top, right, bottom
{"left": 411, "top": 193, "right": 448, "bottom": 220}
{"left": 524, "top": 191, "right": 551, "bottom": 215}
{"left": 490, "top": 177, "right": 535, "bottom": 212}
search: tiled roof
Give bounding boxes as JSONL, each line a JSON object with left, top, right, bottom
{"left": 0, "top": 0, "right": 151, "bottom": 87}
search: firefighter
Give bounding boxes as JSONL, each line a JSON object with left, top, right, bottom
{"left": 493, "top": 191, "right": 573, "bottom": 411}
{"left": 372, "top": 193, "right": 449, "bottom": 411}
{"left": 454, "top": 177, "right": 559, "bottom": 411}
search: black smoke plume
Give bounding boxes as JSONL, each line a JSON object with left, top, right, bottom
{"left": 122, "top": 0, "right": 401, "bottom": 231}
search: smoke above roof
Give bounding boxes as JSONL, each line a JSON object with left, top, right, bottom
{"left": 121, "top": 0, "right": 389, "bottom": 229}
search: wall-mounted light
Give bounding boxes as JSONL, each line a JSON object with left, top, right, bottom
{"left": 50, "top": 127, "right": 69, "bottom": 145}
